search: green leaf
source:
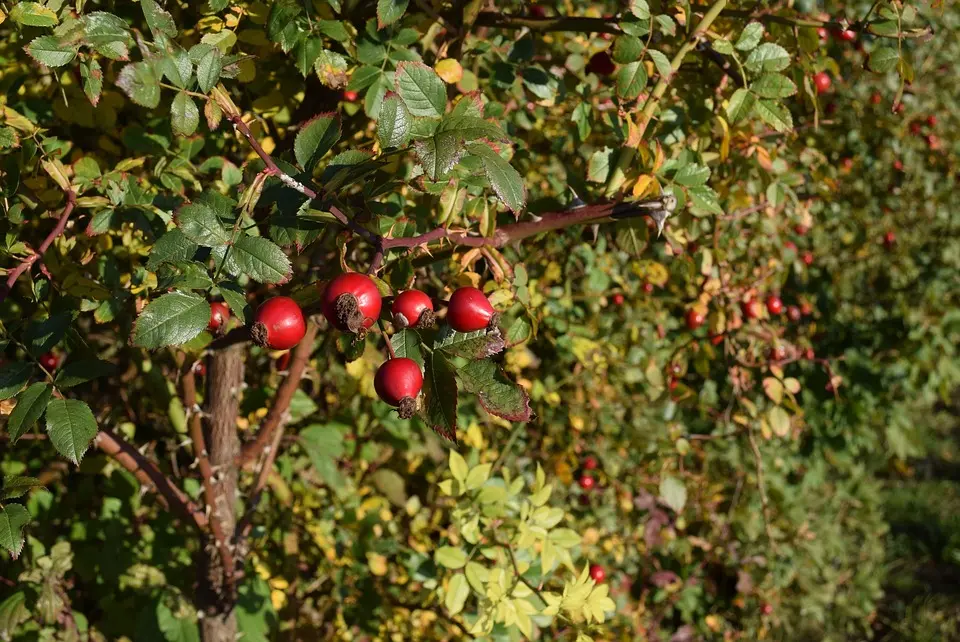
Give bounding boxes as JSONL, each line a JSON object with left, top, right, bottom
{"left": 659, "top": 475, "right": 687, "bottom": 513}
{"left": 9, "top": 3, "right": 58, "bottom": 27}
{"left": 392, "top": 329, "right": 423, "bottom": 366}
{"left": 7, "top": 383, "right": 52, "bottom": 443}
{"left": 414, "top": 131, "right": 464, "bottom": 180}
{"left": 505, "top": 316, "right": 532, "bottom": 347}
{"left": 0, "top": 127, "right": 18, "bottom": 149}
{"left": 712, "top": 38, "right": 734, "bottom": 55}
{"left": 295, "top": 113, "right": 341, "bottom": 171}
{"left": 0, "top": 592, "right": 30, "bottom": 638}
{"left": 648, "top": 49, "right": 672, "bottom": 79}
{"left": 750, "top": 73, "right": 797, "bottom": 98}
{"left": 156, "top": 602, "right": 200, "bottom": 642}
{"left": 55, "top": 359, "right": 116, "bottom": 388}
{"left": 195, "top": 46, "right": 223, "bottom": 93}
{"left": 768, "top": 406, "right": 791, "bottom": 437}
{"left": 465, "top": 463, "right": 491, "bottom": 490}
{"left": 466, "top": 142, "right": 526, "bottom": 213}
{"left": 869, "top": 47, "right": 900, "bottom": 73}
{"left": 117, "top": 62, "right": 161, "bottom": 109}
{"left": 744, "top": 43, "right": 791, "bottom": 73}
{"left": 148, "top": 228, "right": 199, "bottom": 270}
{"left": 434, "top": 326, "right": 505, "bottom": 359}
{"left": 735, "top": 22, "right": 764, "bottom": 51}
{"left": 300, "top": 424, "right": 346, "bottom": 489}
{"left": 673, "top": 163, "right": 710, "bottom": 187}
{"left": 1, "top": 476, "right": 43, "bottom": 501}
{"left": 437, "top": 114, "right": 507, "bottom": 142}
{"left": 24, "top": 36, "right": 78, "bottom": 68}
{"left": 449, "top": 450, "right": 468, "bottom": 482}
{"left": 82, "top": 12, "right": 130, "bottom": 50}
{"left": 348, "top": 65, "right": 383, "bottom": 91}
{"left": 616, "top": 61, "right": 648, "bottom": 100}
{"left": 132, "top": 291, "right": 211, "bottom": 349}
{"left": 176, "top": 201, "right": 231, "bottom": 246}
{"left": 45, "top": 399, "right": 99, "bottom": 465}
{"left": 377, "top": 93, "right": 411, "bottom": 149}
{"left": 25, "top": 312, "right": 72, "bottom": 355}
{"left": 419, "top": 352, "right": 459, "bottom": 442}
{"left": 377, "top": 0, "right": 409, "bottom": 28}
{"left": 613, "top": 35, "right": 644, "bottom": 64}
{"left": 159, "top": 50, "right": 193, "bottom": 88}
{"left": 445, "top": 573, "right": 469, "bottom": 615}
{"left": 171, "top": 91, "right": 200, "bottom": 136}
{"left": 0, "top": 505, "right": 30, "bottom": 559}
{"left": 395, "top": 61, "right": 447, "bottom": 118}
{"left": 295, "top": 37, "right": 324, "bottom": 77}
{"left": 687, "top": 185, "right": 724, "bottom": 216}
{"left": 753, "top": 99, "right": 793, "bottom": 132}
{"left": 726, "top": 87, "right": 755, "bottom": 123}
{"left": 435, "top": 546, "right": 467, "bottom": 569}
{"left": 218, "top": 281, "right": 253, "bottom": 325}
{"left": 226, "top": 236, "right": 292, "bottom": 284}
{"left": 81, "top": 60, "right": 103, "bottom": 106}
{"left": 0, "top": 362, "right": 32, "bottom": 400}
{"left": 457, "top": 359, "right": 532, "bottom": 422}
{"left": 141, "top": 0, "right": 178, "bottom": 38}
{"left": 372, "top": 468, "right": 407, "bottom": 506}
{"left": 588, "top": 147, "right": 615, "bottom": 183}
{"left": 629, "top": 0, "right": 650, "bottom": 19}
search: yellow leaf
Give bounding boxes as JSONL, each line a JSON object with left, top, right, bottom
{"left": 718, "top": 115, "right": 730, "bottom": 161}
{"left": 367, "top": 552, "right": 388, "bottom": 576}
{"left": 632, "top": 174, "right": 655, "bottom": 198}
{"left": 435, "top": 58, "right": 463, "bottom": 83}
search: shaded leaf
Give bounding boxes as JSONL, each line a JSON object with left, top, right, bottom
{"left": 377, "top": 0, "right": 409, "bottom": 29}
{"left": 55, "top": 359, "right": 116, "bottom": 388}
{"left": 45, "top": 399, "right": 98, "bottom": 465}
{"left": 0, "top": 476, "right": 43, "bottom": 501}
{"left": 466, "top": 142, "right": 526, "bottom": 213}
{"left": 116, "top": 62, "right": 161, "bottom": 109}
{"left": 7, "top": 383, "right": 52, "bottom": 443}
{"left": 295, "top": 113, "right": 341, "bottom": 171}
{"left": 616, "top": 60, "right": 648, "bottom": 100}
{"left": 0, "top": 362, "right": 32, "bottom": 400}
{"left": 0, "top": 505, "right": 29, "bottom": 559}
{"left": 457, "top": 359, "right": 532, "bottom": 422}
{"left": 419, "top": 352, "right": 458, "bottom": 442}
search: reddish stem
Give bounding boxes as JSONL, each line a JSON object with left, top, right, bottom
{"left": 1, "top": 190, "right": 76, "bottom": 303}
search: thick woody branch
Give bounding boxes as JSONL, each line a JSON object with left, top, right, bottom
{"left": 1, "top": 190, "right": 76, "bottom": 303}
{"left": 94, "top": 430, "right": 207, "bottom": 529}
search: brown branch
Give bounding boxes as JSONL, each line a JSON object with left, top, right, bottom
{"left": 236, "top": 421, "right": 286, "bottom": 539}
{"left": 1, "top": 190, "right": 76, "bottom": 303}
{"left": 746, "top": 427, "right": 776, "bottom": 547}
{"left": 93, "top": 430, "right": 207, "bottom": 529}
{"left": 240, "top": 322, "right": 318, "bottom": 464}
{"left": 714, "top": 8, "right": 934, "bottom": 40}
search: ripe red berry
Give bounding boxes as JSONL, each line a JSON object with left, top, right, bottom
{"left": 893, "top": 159, "right": 904, "bottom": 172}
{"left": 817, "top": 27, "right": 828, "bottom": 41}
{"left": 685, "top": 307, "right": 706, "bottom": 330}
{"left": 612, "top": 293, "right": 625, "bottom": 306}
{"left": 766, "top": 295, "right": 783, "bottom": 316}
{"left": 193, "top": 361, "right": 207, "bottom": 376}
{"left": 927, "top": 134, "right": 941, "bottom": 150}
{"left": 374, "top": 357, "right": 423, "bottom": 419}
{"left": 578, "top": 474, "right": 596, "bottom": 490}
{"left": 582, "top": 455, "right": 599, "bottom": 471}
{"left": 841, "top": 157, "right": 853, "bottom": 171}
{"left": 910, "top": 121, "right": 923, "bottom": 136}
{"left": 804, "top": 348, "right": 815, "bottom": 360}
{"left": 883, "top": 230, "right": 896, "bottom": 249}
{"left": 447, "top": 287, "right": 497, "bottom": 333}
{"left": 343, "top": 90, "right": 359, "bottom": 102}
{"left": 802, "top": 252, "right": 814, "bottom": 266}
{"left": 392, "top": 290, "right": 435, "bottom": 328}
{"left": 794, "top": 224, "right": 809, "bottom": 236}
{"left": 39, "top": 352, "right": 59, "bottom": 371}
{"left": 838, "top": 28, "right": 856, "bottom": 42}
{"left": 530, "top": 3, "right": 547, "bottom": 18}
{"left": 252, "top": 296, "right": 306, "bottom": 350}
{"left": 800, "top": 301, "right": 813, "bottom": 316}
{"left": 589, "top": 564, "right": 606, "bottom": 583}
{"left": 643, "top": 283, "right": 654, "bottom": 294}
{"left": 770, "top": 345, "right": 787, "bottom": 362}
{"left": 742, "top": 299, "right": 763, "bottom": 320}
{"left": 870, "top": 92, "right": 882, "bottom": 105}
{"left": 668, "top": 377, "right": 679, "bottom": 391}
{"left": 787, "top": 306, "right": 802, "bottom": 323}
{"left": 762, "top": 603, "right": 774, "bottom": 616}
{"left": 813, "top": 72, "right": 832, "bottom": 94}
{"left": 208, "top": 301, "right": 230, "bottom": 333}
{"left": 784, "top": 241, "right": 797, "bottom": 252}
{"left": 587, "top": 51, "right": 615, "bottom": 77}
{"left": 323, "top": 273, "right": 383, "bottom": 334}
{"left": 710, "top": 333, "right": 724, "bottom": 346}
{"left": 927, "top": 115, "right": 937, "bottom": 127}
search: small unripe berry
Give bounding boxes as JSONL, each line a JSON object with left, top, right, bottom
{"left": 766, "top": 295, "right": 783, "bottom": 316}
{"left": 589, "top": 564, "right": 606, "bottom": 583}
{"left": 787, "top": 306, "right": 802, "bottom": 323}
{"left": 578, "top": 474, "right": 596, "bottom": 490}
{"left": 447, "top": 287, "right": 497, "bottom": 332}
{"left": 813, "top": 72, "right": 832, "bottom": 94}
{"left": 392, "top": 290, "right": 435, "bottom": 328}
{"left": 208, "top": 301, "right": 230, "bottom": 333}
{"left": 685, "top": 307, "right": 706, "bottom": 330}
{"left": 252, "top": 297, "right": 306, "bottom": 350}
{"left": 39, "top": 352, "right": 59, "bottom": 371}
{"left": 323, "top": 273, "right": 383, "bottom": 334}
{"left": 587, "top": 51, "right": 615, "bottom": 77}
{"left": 374, "top": 357, "right": 423, "bottom": 419}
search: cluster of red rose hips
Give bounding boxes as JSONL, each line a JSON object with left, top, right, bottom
{"left": 205, "top": 274, "right": 499, "bottom": 418}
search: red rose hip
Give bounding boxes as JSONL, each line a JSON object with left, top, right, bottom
{"left": 39, "top": 352, "right": 59, "bottom": 371}
{"left": 685, "top": 306, "right": 706, "bottom": 330}
{"left": 787, "top": 305, "right": 802, "bottom": 322}
{"left": 208, "top": 301, "right": 230, "bottom": 333}
{"left": 375, "top": 357, "right": 423, "bottom": 419}
{"left": 589, "top": 564, "right": 606, "bottom": 583}
{"left": 392, "top": 290, "right": 435, "bottom": 328}
{"left": 582, "top": 455, "right": 599, "bottom": 471}
{"left": 766, "top": 295, "right": 783, "bottom": 316}
{"left": 252, "top": 296, "right": 306, "bottom": 350}
{"left": 587, "top": 51, "right": 615, "bottom": 77}
{"left": 813, "top": 72, "right": 832, "bottom": 94}
{"left": 742, "top": 299, "right": 763, "bottom": 320}
{"left": 323, "top": 273, "right": 383, "bottom": 334}
{"left": 612, "top": 293, "right": 625, "bottom": 306}
{"left": 343, "top": 90, "right": 359, "bottom": 102}
{"left": 447, "top": 287, "right": 497, "bottom": 332}
{"left": 578, "top": 474, "right": 596, "bottom": 490}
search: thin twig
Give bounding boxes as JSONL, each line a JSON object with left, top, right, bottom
{"left": 746, "top": 427, "right": 776, "bottom": 546}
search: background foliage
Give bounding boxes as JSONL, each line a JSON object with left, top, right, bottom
{"left": 1, "top": 0, "right": 959, "bottom": 640}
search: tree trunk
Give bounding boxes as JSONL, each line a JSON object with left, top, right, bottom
{"left": 199, "top": 344, "right": 244, "bottom": 642}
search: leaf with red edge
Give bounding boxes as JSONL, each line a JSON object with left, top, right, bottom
{"left": 457, "top": 359, "right": 532, "bottom": 422}
{"left": 419, "top": 352, "right": 458, "bottom": 442}
{"left": 434, "top": 326, "right": 505, "bottom": 359}
{"left": 377, "top": 0, "right": 409, "bottom": 29}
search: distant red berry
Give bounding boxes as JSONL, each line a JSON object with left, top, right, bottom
{"left": 817, "top": 27, "right": 828, "bottom": 41}
{"left": 883, "top": 230, "right": 896, "bottom": 249}
{"left": 800, "top": 301, "right": 813, "bottom": 316}
{"left": 766, "top": 295, "right": 783, "bottom": 316}
{"left": 323, "top": 273, "right": 383, "bottom": 334}
{"left": 193, "top": 361, "right": 207, "bottom": 376}
{"left": 770, "top": 345, "right": 787, "bottom": 362}
{"left": 870, "top": 92, "right": 882, "bottom": 105}
{"left": 374, "top": 358, "right": 423, "bottom": 419}
{"left": 668, "top": 377, "right": 679, "bottom": 391}
{"left": 785, "top": 241, "right": 797, "bottom": 252}
{"left": 927, "top": 115, "right": 937, "bottom": 127}
{"left": 910, "top": 121, "right": 923, "bottom": 136}
{"left": 787, "top": 306, "right": 802, "bottom": 323}
{"left": 841, "top": 158, "right": 853, "bottom": 171}
{"left": 838, "top": 28, "right": 856, "bottom": 42}
{"left": 578, "top": 474, "right": 596, "bottom": 491}
{"left": 685, "top": 307, "right": 706, "bottom": 330}
{"left": 612, "top": 293, "right": 625, "bottom": 306}
{"left": 893, "top": 159, "right": 904, "bottom": 172}
{"left": 252, "top": 296, "right": 306, "bottom": 350}
{"left": 813, "top": 72, "right": 832, "bottom": 94}
{"left": 587, "top": 51, "right": 615, "bottom": 77}
{"left": 742, "top": 299, "right": 763, "bottom": 320}
{"left": 343, "top": 90, "right": 359, "bottom": 102}
{"left": 447, "top": 287, "right": 497, "bottom": 332}
{"left": 710, "top": 333, "right": 724, "bottom": 346}
{"left": 589, "top": 564, "right": 606, "bottom": 583}
{"left": 927, "top": 134, "right": 941, "bottom": 150}
{"left": 762, "top": 603, "right": 774, "bottom": 616}
{"left": 802, "top": 252, "right": 814, "bottom": 266}
{"left": 893, "top": 102, "right": 905, "bottom": 115}
{"left": 643, "top": 283, "right": 654, "bottom": 294}
{"left": 582, "top": 455, "right": 599, "bottom": 471}
{"left": 392, "top": 290, "right": 435, "bottom": 328}
{"left": 530, "top": 3, "right": 547, "bottom": 18}
{"left": 39, "top": 352, "right": 59, "bottom": 371}
{"left": 805, "top": 348, "right": 816, "bottom": 360}
{"left": 208, "top": 301, "right": 230, "bottom": 333}
{"left": 794, "top": 224, "right": 809, "bottom": 236}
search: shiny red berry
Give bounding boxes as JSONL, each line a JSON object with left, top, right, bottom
{"left": 343, "top": 90, "right": 359, "bottom": 102}
{"left": 323, "top": 273, "right": 383, "bottom": 334}
{"left": 813, "top": 72, "right": 832, "bottom": 94}
{"left": 582, "top": 455, "right": 599, "bottom": 471}
{"left": 893, "top": 159, "right": 904, "bottom": 172}
{"left": 374, "top": 357, "right": 423, "bottom": 419}
{"left": 643, "top": 282, "right": 654, "bottom": 294}
{"left": 193, "top": 361, "right": 207, "bottom": 376}
{"left": 787, "top": 306, "right": 802, "bottom": 323}
{"left": 612, "top": 293, "right": 625, "bottom": 306}
{"left": 392, "top": 290, "right": 435, "bottom": 328}
{"left": 770, "top": 345, "right": 787, "bottom": 362}
{"left": 447, "top": 287, "right": 497, "bottom": 333}
{"left": 39, "top": 352, "right": 59, "bottom": 371}
{"left": 685, "top": 307, "right": 705, "bottom": 330}
{"left": 742, "top": 299, "right": 763, "bottom": 320}
{"left": 589, "top": 564, "right": 606, "bottom": 583}
{"left": 578, "top": 474, "right": 596, "bottom": 490}
{"left": 805, "top": 348, "right": 816, "bottom": 360}
{"left": 838, "top": 28, "right": 856, "bottom": 42}
{"left": 587, "top": 51, "right": 615, "bottom": 77}
{"left": 252, "top": 296, "right": 306, "bottom": 350}
{"left": 927, "top": 115, "right": 937, "bottom": 127}
{"left": 883, "top": 230, "right": 896, "bottom": 249}
{"left": 766, "top": 295, "right": 783, "bottom": 316}
{"left": 710, "top": 333, "right": 724, "bottom": 346}
{"left": 208, "top": 301, "right": 230, "bottom": 333}
{"left": 870, "top": 92, "right": 882, "bottom": 105}
{"left": 802, "top": 252, "right": 814, "bottom": 266}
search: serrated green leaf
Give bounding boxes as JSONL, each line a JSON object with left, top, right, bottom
{"left": 419, "top": 352, "right": 458, "bottom": 442}
{"left": 1, "top": 476, "right": 43, "bottom": 501}
{"left": 81, "top": 60, "right": 103, "bottom": 106}
{"left": 414, "top": 132, "right": 463, "bottom": 180}
{"left": 588, "top": 147, "right": 615, "bottom": 183}
{"left": 711, "top": 38, "right": 734, "bottom": 55}
{"left": 435, "top": 546, "right": 467, "bottom": 569}
{"left": 754, "top": 98, "right": 793, "bottom": 132}
{"left": 133, "top": 291, "right": 210, "bottom": 349}
{"left": 726, "top": 87, "right": 755, "bottom": 122}
{"left": 735, "top": 22, "right": 764, "bottom": 50}
{"left": 437, "top": 114, "right": 507, "bottom": 142}
{"left": 177, "top": 202, "right": 231, "bottom": 246}
{"left": 629, "top": 0, "right": 650, "bottom": 19}
{"left": 648, "top": 49, "right": 672, "bottom": 79}
{"left": 616, "top": 60, "right": 648, "bottom": 101}
{"left": 55, "top": 359, "right": 116, "bottom": 388}
{"left": 687, "top": 185, "right": 724, "bottom": 216}
{"left": 171, "top": 91, "right": 200, "bottom": 136}
{"left": 673, "top": 163, "right": 710, "bottom": 187}
{"left": 445, "top": 573, "right": 469, "bottom": 615}
{"left": 377, "top": 93, "right": 411, "bottom": 149}
{"left": 159, "top": 50, "right": 193, "bottom": 88}
{"left": 8, "top": 383, "right": 51, "bottom": 443}
{"left": 659, "top": 475, "right": 686, "bottom": 513}
{"left": 465, "top": 142, "right": 526, "bottom": 212}
{"left": 9, "top": 3, "right": 58, "bottom": 27}
{"left": 391, "top": 329, "right": 423, "bottom": 366}
{"left": 0, "top": 505, "right": 30, "bottom": 559}
{"left": 744, "top": 43, "right": 790, "bottom": 72}
{"left": 295, "top": 113, "right": 341, "bottom": 171}
{"left": 395, "top": 61, "right": 446, "bottom": 118}
{"left": 751, "top": 73, "right": 797, "bottom": 98}
{"left": 613, "top": 35, "right": 644, "bottom": 64}
{"left": 195, "top": 46, "right": 222, "bottom": 93}
{"left": 457, "top": 359, "right": 531, "bottom": 422}
{"left": 377, "top": 0, "right": 409, "bottom": 28}
{"left": 434, "top": 326, "right": 505, "bottom": 359}
{"left": 24, "top": 36, "right": 78, "bottom": 68}
{"left": 148, "top": 228, "right": 199, "bottom": 270}
{"left": 116, "top": 62, "right": 161, "bottom": 109}
{"left": 45, "top": 399, "right": 98, "bottom": 465}
{"left": 226, "top": 236, "right": 292, "bottom": 284}
{"left": 142, "top": 0, "right": 177, "bottom": 37}
{"left": 869, "top": 47, "right": 900, "bottom": 73}
{"left": 0, "top": 362, "right": 32, "bottom": 400}
{"left": 218, "top": 281, "right": 252, "bottom": 325}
